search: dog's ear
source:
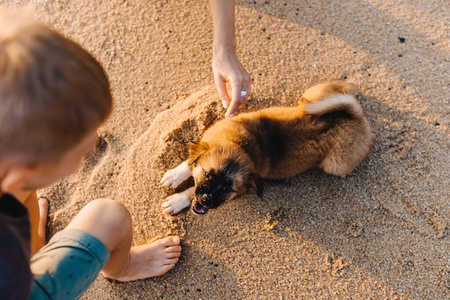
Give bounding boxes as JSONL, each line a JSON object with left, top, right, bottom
{"left": 188, "top": 141, "right": 210, "bottom": 165}
{"left": 249, "top": 174, "right": 264, "bottom": 199}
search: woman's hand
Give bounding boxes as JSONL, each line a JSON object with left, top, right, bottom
{"left": 212, "top": 49, "right": 251, "bottom": 118}
{"left": 210, "top": 0, "right": 251, "bottom": 118}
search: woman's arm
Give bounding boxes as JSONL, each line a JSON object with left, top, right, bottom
{"left": 210, "top": 0, "right": 251, "bottom": 118}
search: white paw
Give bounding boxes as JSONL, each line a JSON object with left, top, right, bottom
{"left": 162, "top": 192, "right": 192, "bottom": 214}
{"left": 160, "top": 161, "right": 192, "bottom": 188}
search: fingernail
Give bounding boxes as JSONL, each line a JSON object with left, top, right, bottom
{"left": 222, "top": 101, "right": 227, "bottom": 109}
{"left": 227, "top": 114, "right": 234, "bottom": 119}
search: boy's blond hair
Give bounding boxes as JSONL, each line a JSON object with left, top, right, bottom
{"left": 0, "top": 11, "right": 113, "bottom": 164}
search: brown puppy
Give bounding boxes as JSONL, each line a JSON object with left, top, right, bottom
{"left": 161, "top": 82, "right": 376, "bottom": 214}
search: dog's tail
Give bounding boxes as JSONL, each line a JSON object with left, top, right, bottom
{"left": 303, "top": 94, "right": 363, "bottom": 118}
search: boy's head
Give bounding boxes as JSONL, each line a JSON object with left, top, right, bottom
{"left": 0, "top": 11, "right": 113, "bottom": 192}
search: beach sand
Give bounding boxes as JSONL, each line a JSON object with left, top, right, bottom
{"left": 2, "top": 0, "right": 449, "bottom": 299}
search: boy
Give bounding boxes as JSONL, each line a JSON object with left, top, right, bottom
{"left": 0, "top": 11, "right": 181, "bottom": 299}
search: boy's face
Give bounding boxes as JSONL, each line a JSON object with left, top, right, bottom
{"left": 21, "top": 129, "right": 98, "bottom": 191}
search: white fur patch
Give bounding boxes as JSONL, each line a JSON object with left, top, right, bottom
{"left": 304, "top": 94, "right": 362, "bottom": 116}
{"left": 160, "top": 161, "right": 192, "bottom": 188}
{"left": 162, "top": 187, "right": 194, "bottom": 214}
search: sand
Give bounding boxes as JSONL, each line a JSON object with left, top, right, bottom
{"left": 2, "top": 0, "right": 449, "bottom": 299}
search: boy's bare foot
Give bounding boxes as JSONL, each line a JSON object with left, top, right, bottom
{"left": 30, "top": 197, "right": 49, "bottom": 254}
{"left": 38, "top": 197, "right": 49, "bottom": 241}
{"left": 102, "top": 236, "right": 181, "bottom": 282}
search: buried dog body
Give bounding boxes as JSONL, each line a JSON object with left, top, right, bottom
{"left": 161, "top": 82, "right": 376, "bottom": 215}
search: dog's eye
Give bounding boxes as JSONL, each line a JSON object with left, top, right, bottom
{"left": 205, "top": 172, "right": 210, "bottom": 179}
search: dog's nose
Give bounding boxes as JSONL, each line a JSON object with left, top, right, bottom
{"left": 201, "top": 194, "right": 211, "bottom": 204}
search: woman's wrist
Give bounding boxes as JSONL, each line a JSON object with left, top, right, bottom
{"left": 213, "top": 39, "right": 237, "bottom": 57}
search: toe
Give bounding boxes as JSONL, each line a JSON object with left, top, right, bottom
{"left": 160, "top": 236, "right": 180, "bottom": 246}
{"left": 160, "top": 264, "right": 174, "bottom": 274}
{"left": 166, "top": 250, "right": 181, "bottom": 259}
{"left": 165, "top": 257, "right": 179, "bottom": 265}
{"left": 166, "top": 245, "right": 182, "bottom": 253}
{"left": 170, "top": 236, "right": 180, "bottom": 245}
{"left": 154, "top": 236, "right": 181, "bottom": 249}
{"left": 38, "top": 197, "right": 49, "bottom": 211}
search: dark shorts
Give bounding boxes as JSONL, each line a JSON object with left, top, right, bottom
{"left": 29, "top": 229, "right": 110, "bottom": 300}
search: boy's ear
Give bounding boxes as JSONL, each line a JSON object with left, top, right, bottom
{"left": 188, "top": 141, "right": 210, "bottom": 166}
{"left": 249, "top": 174, "right": 264, "bottom": 199}
{"left": 1, "top": 165, "right": 36, "bottom": 196}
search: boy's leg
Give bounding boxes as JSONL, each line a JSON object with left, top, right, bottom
{"left": 30, "top": 198, "right": 181, "bottom": 299}
{"left": 66, "top": 198, "right": 181, "bottom": 281}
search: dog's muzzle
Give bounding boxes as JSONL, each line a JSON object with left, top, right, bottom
{"left": 192, "top": 200, "right": 208, "bottom": 214}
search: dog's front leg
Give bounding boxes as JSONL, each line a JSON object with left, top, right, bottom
{"left": 160, "top": 161, "right": 192, "bottom": 188}
{"left": 162, "top": 186, "right": 195, "bottom": 214}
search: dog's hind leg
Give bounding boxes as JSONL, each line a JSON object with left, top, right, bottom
{"left": 321, "top": 129, "right": 376, "bottom": 177}
{"left": 162, "top": 186, "right": 195, "bottom": 214}
{"left": 320, "top": 156, "right": 356, "bottom": 177}
{"left": 161, "top": 161, "right": 192, "bottom": 188}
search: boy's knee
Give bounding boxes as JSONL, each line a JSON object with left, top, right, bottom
{"left": 75, "top": 199, "right": 132, "bottom": 234}
{"left": 88, "top": 198, "right": 124, "bottom": 211}
{"left": 91, "top": 198, "right": 130, "bottom": 224}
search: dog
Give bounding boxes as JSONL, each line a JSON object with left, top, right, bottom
{"left": 161, "top": 82, "right": 376, "bottom": 215}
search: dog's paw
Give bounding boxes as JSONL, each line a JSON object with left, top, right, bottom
{"left": 162, "top": 192, "right": 192, "bottom": 214}
{"left": 160, "top": 161, "right": 192, "bottom": 188}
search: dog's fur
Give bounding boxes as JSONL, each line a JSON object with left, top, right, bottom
{"left": 161, "top": 82, "right": 376, "bottom": 214}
